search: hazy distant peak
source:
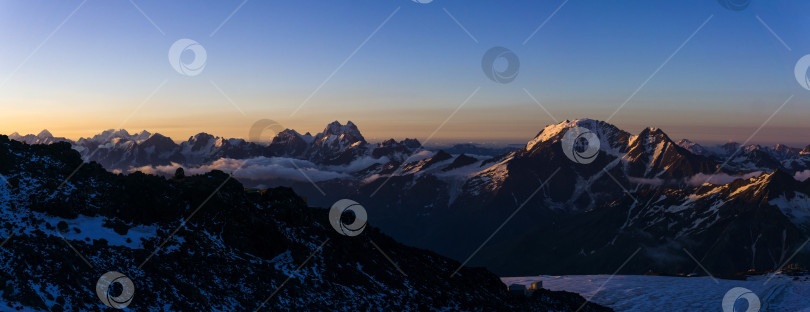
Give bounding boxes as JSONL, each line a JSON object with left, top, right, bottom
{"left": 37, "top": 129, "right": 53, "bottom": 138}
{"left": 378, "top": 138, "right": 421, "bottom": 149}
{"left": 380, "top": 138, "right": 397, "bottom": 146}
{"left": 676, "top": 139, "right": 710, "bottom": 156}
{"left": 92, "top": 129, "right": 134, "bottom": 141}
{"left": 676, "top": 138, "right": 697, "bottom": 146}
{"left": 190, "top": 132, "right": 215, "bottom": 140}
{"left": 401, "top": 138, "right": 421, "bottom": 148}
{"left": 146, "top": 132, "right": 169, "bottom": 140}
{"left": 135, "top": 130, "right": 152, "bottom": 141}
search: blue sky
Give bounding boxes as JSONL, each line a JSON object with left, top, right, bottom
{"left": 1, "top": 0, "right": 809, "bottom": 146}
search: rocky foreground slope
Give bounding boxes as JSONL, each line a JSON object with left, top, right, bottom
{"left": 0, "top": 135, "right": 609, "bottom": 311}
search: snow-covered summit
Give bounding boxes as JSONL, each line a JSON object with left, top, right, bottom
{"left": 525, "top": 118, "right": 631, "bottom": 156}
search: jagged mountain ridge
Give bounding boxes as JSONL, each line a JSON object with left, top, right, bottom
{"left": 11, "top": 120, "right": 809, "bottom": 178}
{"left": 675, "top": 139, "right": 810, "bottom": 173}
{"left": 7, "top": 119, "right": 810, "bottom": 277}
{"left": 0, "top": 135, "right": 610, "bottom": 311}
{"left": 9, "top": 121, "right": 423, "bottom": 170}
{"left": 342, "top": 119, "right": 810, "bottom": 276}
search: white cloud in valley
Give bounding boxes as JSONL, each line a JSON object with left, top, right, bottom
{"left": 128, "top": 155, "right": 393, "bottom": 183}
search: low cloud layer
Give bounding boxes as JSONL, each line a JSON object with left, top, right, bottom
{"left": 626, "top": 172, "right": 765, "bottom": 187}
{"left": 627, "top": 177, "right": 664, "bottom": 186}
{"left": 685, "top": 171, "right": 763, "bottom": 186}
{"left": 795, "top": 170, "right": 810, "bottom": 182}
{"left": 129, "top": 156, "right": 810, "bottom": 190}
{"left": 129, "top": 155, "right": 390, "bottom": 184}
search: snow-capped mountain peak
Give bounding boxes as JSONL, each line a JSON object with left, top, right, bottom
{"left": 320, "top": 120, "right": 365, "bottom": 142}
{"left": 307, "top": 121, "right": 369, "bottom": 165}
{"left": 525, "top": 118, "right": 631, "bottom": 156}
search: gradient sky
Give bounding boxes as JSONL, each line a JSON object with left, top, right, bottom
{"left": 1, "top": 0, "right": 809, "bottom": 146}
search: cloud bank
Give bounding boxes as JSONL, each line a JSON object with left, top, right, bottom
{"left": 685, "top": 171, "right": 764, "bottom": 186}
{"left": 795, "top": 170, "right": 810, "bottom": 182}
{"left": 129, "top": 156, "right": 390, "bottom": 184}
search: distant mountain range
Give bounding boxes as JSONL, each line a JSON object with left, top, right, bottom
{"left": 6, "top": 119, "right": 810, "bottom": 277}
{"left": 9, "top": 122, "right": 427, "bottom": 170}
{"left": 9, "top": 121, "right": 809, "bottom": 175}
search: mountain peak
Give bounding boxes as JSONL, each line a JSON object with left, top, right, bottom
{"left": 401, "top": 138, "right": 421, "bottom": 149}
{"left": 741, "top": 169, "right": 804, "bottom": 199}
{"left": 325, "top": 120, "right": 357, "bottom": 131}
{"left": 676, "top": 139, "right": 710, "bottom": 156}
{"left": 141, "top": 132, "right": 178, "bottom": 149}
{"left": 744, "top": 144, "right": 764, "bottom": 152}
{"left": 191, "top": 132, "right": 215, "bottom": 140}
{"left": 187, "top": 133, "right": 217, "bottom": 149}
{"left": 321, "top": 120, "right": 365, "bottom": 142}
{"left": 432, "top": 149, "right": 452, "bottom": 160}
{"left": 529, "top": 119, "right": 601, "bottom": 145}
{"left": 526, "top": 118, "right": 629, "bottom": 154}
{"left": 380, "top": 138, "right": 397, "bottom": 146}
{"left": 443, "top": 153, "right": 478, "bottom": 171}
{"left": 37, "top": 129, "right": 53, "bottom": 138}
{"left": 632, "top": 127, "right": 675, "bottom": 148}
{"left": 147, "top": 132, "right": 169, "bottom": 140}
{"left": 94, "top": 129, "right": 134, "bottom": 142}
{"left": 638, "top": 126, "right": 668, "bottom": 138}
